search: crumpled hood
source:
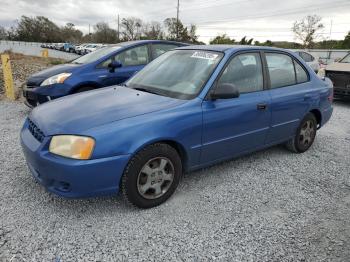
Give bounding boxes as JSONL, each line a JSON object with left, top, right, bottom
{"left": 29, "top": 86, "right": 186, "bottom": 135}
{"left": 326, "top": 62, "right": 350, "bottom": 72}
{"left": 27, "top": 64, "right": 81, "bottom": 86}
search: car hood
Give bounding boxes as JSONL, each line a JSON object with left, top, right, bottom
{"left": 326, "top": 62, "right": 350, "bottom": 72}
{"left": 27, "top": 64, "right": 81, "bottom": 86}
{"left": 29, "top": 86, "right": 186, "bottom": 135}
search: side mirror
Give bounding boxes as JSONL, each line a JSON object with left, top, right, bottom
{"left": 210, "top": 83, "right": 240, "bottom": 100}
{"left": 108, "top": 60, "right": 122, "bottom": 72}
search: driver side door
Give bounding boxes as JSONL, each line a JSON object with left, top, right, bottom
{"left": 201, "top": 52, "right": 271, "bottom": 163}
{"left": 97, "top": 44, "right": 150, "bottom": 86}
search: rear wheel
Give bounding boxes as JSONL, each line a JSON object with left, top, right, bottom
{"left": 121, "top": 143, "right": 182, "bottom": 208}
{"left": 286, "top": 113, "right": 317, "bottom": 153}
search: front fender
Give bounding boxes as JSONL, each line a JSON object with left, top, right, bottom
{"left": 84, "top": 99, "right": 203, "bottom": 169}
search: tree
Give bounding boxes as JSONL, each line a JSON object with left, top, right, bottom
{"left": 342, "top": 32, "right": 350, "bottom": 49}
{"left": 239, "top": 36, "right": 254, "bottom": 45}
{"left": 209, "top": 34, "right": 235, "bottom": 45}
{"left": 60, "top": 23, "right": 83, "bottom": 43}
{"left": 121, "top": 17, "right": 143, "bottom": 41}
{"left": 92, "top": 22, "right": 118, "bottom": 43}
{"left": 142, "top": 21, "right": 164, "bottom": 40}
{"left": 292, "top": 15, "right": 324, "bottom": 48}
{"left": 0, "top": 26, "right": 7, "bottom": 40}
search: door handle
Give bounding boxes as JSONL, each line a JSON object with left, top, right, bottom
{"left": 257, "top": 103, "right": 267, "bottom": 110}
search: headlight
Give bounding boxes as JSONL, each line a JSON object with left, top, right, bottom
{"left": 49, "top": 135, "right": 95, "bottom": 160}
{"left": 40, "top": 73, "right": 72, "bottom": 87}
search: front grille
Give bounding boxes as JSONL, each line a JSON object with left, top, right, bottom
{"left": 28, "top": 119, "right": 45, "bottom": 142}
{"left": 326, "top": 71, "right": 350, "bottom": 88}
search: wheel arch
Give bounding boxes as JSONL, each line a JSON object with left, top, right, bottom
{"left": 309, "top": 108, "right": 322, "bottom": 128}
{"left": 132, "top": 139, "right": 189, "bottom": 172}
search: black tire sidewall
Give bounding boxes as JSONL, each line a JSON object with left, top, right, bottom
{"left": 294, "top": 113, "right": 317, "bottom": 153}
{"left": 122, "top": 143, "right": 182, "bottom": 208}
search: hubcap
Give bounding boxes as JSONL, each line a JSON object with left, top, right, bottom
{"left": 299, "top": 120, "right": 315, "bottom": 147}
{"left": 137, "top": 157, "right": 174, "bottom": 200}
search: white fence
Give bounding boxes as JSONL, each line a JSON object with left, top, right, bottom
{"left": 0, "top": 40, "right": 79, "bottom": 60}
{"left": 1, "top": 40, "right": 349, "bottom": 64}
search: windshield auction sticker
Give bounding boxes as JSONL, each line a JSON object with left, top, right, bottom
{"left": 191, "top": 51, "right": 218, "bottom": 60}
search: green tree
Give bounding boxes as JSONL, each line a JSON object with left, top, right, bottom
{"left": 239, "top": 36, "right": 254, "bottom": 45}
{"left": 342, "top": 32, "right": 350, "bottom": 49}
{"left": 209, "top": 34, "right": 235, "bottom": 45}
{"left": 142, "top": 21, "right": 164, "bottom": 40}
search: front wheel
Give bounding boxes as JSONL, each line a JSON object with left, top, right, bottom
{"left": 121, "top": 143, "right": 182, "bottom": 208}
{"left": 286, "top": 113, "right": 317, "bottom": 153}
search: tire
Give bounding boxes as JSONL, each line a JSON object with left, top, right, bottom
{"left": 286, "top": 112, "right": 317, "bottom": 153}
{"left": 121, "top": 143, "right": 182, "bottom": 208}
{"left": 74, "top": 86, "right": 95, "bottom": 93}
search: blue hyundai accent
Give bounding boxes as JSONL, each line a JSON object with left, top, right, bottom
{"left": 20, "top": 45, "right": 333, "bottom": 208}
{"left": 23, "top": 40, "right": 187, "bottom": 107}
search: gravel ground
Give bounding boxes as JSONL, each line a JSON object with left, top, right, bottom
{"left": 0, "top": 100, "right": 349, "bottom": 261}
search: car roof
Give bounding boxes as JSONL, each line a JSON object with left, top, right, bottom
{"left": 177, "top": 44, "right": 292, "bottom": 53}
{"left": 111, "top": 40, "right": 189, "bottom": 47}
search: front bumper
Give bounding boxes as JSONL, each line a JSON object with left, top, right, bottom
{"left": 23, "top": 84, "right": 72, "bottom": 108}
{"left": 20, "top": 121, "right": 131, "bottom": 198}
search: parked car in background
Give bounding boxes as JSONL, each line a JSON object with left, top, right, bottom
{"left": 21, "top": 45, "right": 333, "bottom": 208}
{"left": 23, "top": 40, "right": 188, "bottom": 107}
{"left": 63, "top": 43, "right": 75, "bottom": 53}
{"left": 74, "top": 43, "right": 89, "bottom": 55}
{"left": 83, "top": 44, "right": 105, "bottom": 54}
{"left": 325, "top": 52, "right": 350, "bottom": 99}
{"left": 294, "top": 51, "right": 320, "bottom": 73}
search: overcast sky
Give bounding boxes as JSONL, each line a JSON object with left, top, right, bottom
{"left": 0, "top": 0, "right": 349, "bottom": 43}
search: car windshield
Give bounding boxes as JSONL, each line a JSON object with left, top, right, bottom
{"left": 126, "top": 50, "right": 223, "bottom": 99}
{"left": 71, "top": 46, "right": 121, "bottom": 64}
{"left": 340, "top": 53, "right": 350, "bottom": 63}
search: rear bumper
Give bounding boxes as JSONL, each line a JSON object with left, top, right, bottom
{"left": 321, "top": 106, "right": 333, "bottom": 127}
{"left": 20, "top": 121, "right": 131, "bottom": 198}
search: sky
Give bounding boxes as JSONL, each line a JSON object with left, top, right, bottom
{"left": 0, "top": 0, "right": 349, "bottom": 43}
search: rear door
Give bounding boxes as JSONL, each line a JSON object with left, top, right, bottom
{"left": 97, "top": 44, "right": 151, "bottom": 86}
{"left": 264, "top": 52, "right": 314, "bottom": 144}
{"left": 201, "top": 52, "right": 271, "bottom": 163}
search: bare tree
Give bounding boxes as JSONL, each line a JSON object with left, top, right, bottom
{"left": 121, "top": 17, "right": 143, "bottom": 41}
{"left": 0, "top": 26, "right": 7, "bottom": 40}
{"left": 292, "top": 15, "right": 324, "bottom": 48}
{"left": 143, "top": 21, "right": 163, "bottom": 39}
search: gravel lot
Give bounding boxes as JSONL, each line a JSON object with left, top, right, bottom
{"left": 0, "top": 99, "right": 349, "bottom": 261}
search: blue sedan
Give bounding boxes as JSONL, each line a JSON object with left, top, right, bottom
{"left": 23, "top": 40, "right": 187, "bottom": 107}
{"left": 20, "top": 45, "right": 333, "bottom": 208}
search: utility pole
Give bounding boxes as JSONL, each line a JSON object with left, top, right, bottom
{"left": 88, "top": 24, "right": 91, "bottom": 41}
{"left": 176, "top": 0, "right": 180, "bottom": 40}
{"left": 117, "top": 14, "right": 120, "bottom": 42}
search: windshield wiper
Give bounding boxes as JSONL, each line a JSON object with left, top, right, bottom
{"left": 133, "top": 87, "right": 159, "bottom": 95}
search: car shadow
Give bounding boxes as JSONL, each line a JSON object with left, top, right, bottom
{"left": 33, "top": 144, "right": 291, "bottom": 216}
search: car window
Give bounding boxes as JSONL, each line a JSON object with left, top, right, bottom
{"left": 152, "top": 44, "right": 178, "bottom": 59}
{"left": 115, "top": 45, "right": 149, "bottom": 66}
{"left": 294, "top": 61, "right": 309, "bottom": 83}
{"left": 217, "top": 53, "right": 264, "bottom": 94}
{"left": 299, "top": 52, "right": 314, "bottom": 62}
{"left": 266, "top": 53, "right": 296, "bottom": 89}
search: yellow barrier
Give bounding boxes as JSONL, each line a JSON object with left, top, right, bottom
{"left": 1, "top": 54, "right": 16, "bottom": 100}
{"left": 41, "top": 49, "right": 49, "bottom": 58}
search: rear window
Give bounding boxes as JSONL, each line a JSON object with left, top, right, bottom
{"left": 266, "top": 53, "right": 296, "bottom": 89}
